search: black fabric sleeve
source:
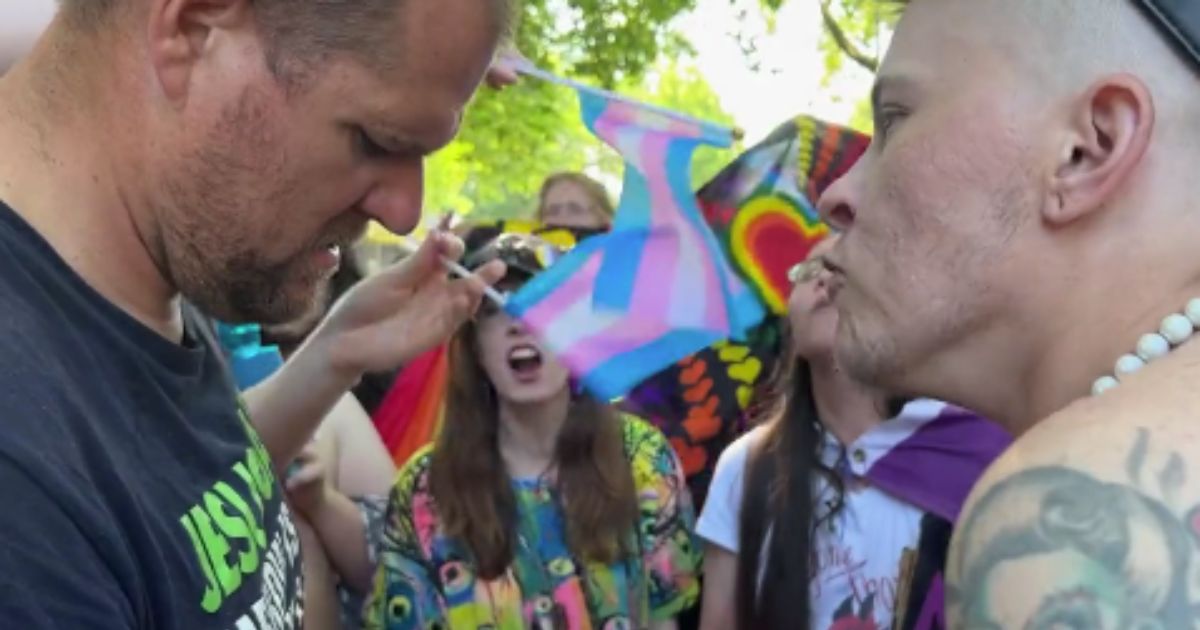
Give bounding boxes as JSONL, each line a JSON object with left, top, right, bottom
{"left": 0, "top": 456, "right": 136, "bottom": 629}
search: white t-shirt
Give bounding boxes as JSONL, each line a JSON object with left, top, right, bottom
{"left": 697, "top": 400, "right": 945, "bottom": 630}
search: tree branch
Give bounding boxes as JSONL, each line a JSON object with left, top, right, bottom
{"left": 819, "top": 0, "right": 879, "bottom": 73}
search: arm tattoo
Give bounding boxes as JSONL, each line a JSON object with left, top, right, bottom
{"left": 948, "top": 428, "right": 1200, "bottom": 628}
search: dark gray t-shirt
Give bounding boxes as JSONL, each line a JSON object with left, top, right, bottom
{"left": 0, "top": 200, "right": 303, "bottom": 628}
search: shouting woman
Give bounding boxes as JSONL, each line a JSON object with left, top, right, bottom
{"left": 365, "top": 233, "right": 701, "bottom": 629}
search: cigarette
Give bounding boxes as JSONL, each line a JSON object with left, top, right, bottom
{"left": 399, "top": 236, "right": 508, "bottom": 308}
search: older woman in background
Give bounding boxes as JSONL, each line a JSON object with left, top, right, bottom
{"left": 537, "top": 172, "right": 614, "bottom": 230}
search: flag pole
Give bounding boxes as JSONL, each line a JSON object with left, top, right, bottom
{"left": 514, "top": 61, "right": 745, "bottom": 142}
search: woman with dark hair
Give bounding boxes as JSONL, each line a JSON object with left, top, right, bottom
{"left": 365, "top": 232, "right": 701, "bottom": 630}
{"left": 697, "top": 237, "right": 1010, "bottom": 630}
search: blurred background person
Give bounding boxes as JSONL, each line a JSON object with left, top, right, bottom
{"left": 536, "top": 172, "right": 614, "bottom": 230}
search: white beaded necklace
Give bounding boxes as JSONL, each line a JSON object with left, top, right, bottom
{"left": 1092, "top": 298, "right": 1200, "bottom": 396}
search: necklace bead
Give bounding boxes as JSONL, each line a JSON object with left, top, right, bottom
{"left": 1115, "top": 354, "right": 1146, "bottom": 379}
{"left": 1136, "top": 333, "right": 1171, "bottom": 362}
{"left": 1161, "top": 314, "right": 1195, "bottom": 345}
{"left": 1092, "top": 375, "right": 1119, "bottom": 396}
{"left": 1187, "top": 298, "right": 1200, "bottom": 327}
{"left": 1093, "top": 299, "right": 1200, "bottom": 397}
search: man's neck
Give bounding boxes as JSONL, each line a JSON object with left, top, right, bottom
{"left": 497, "top": 388, "right": 571, "bottom": 479}
{"left": 1020, "top": 285, "right": 1200, "bottom": 434}
{"left": 0, "top": 34, "right": 182, "bottom": 342}
{"left": 809, "top": 354, "right": 887, "bottom": 447}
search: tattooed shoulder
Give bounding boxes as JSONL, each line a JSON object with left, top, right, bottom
{"left": 946, "top": 426, "right": 1200, "bottom": 629}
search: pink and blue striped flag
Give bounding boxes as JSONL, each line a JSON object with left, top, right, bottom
{"left": 505, "top": 86, "right": 766, "bottom": 400}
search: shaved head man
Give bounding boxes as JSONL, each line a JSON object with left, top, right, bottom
{"left": 817, "top": 0, "right": 1200, "bottom": 626}
{"left": 0, "top": 0, "right": 509, "bottom": 626}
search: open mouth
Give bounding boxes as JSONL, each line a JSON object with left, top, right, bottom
{"left": 507, "top": 344, "right": 544, "bottom": 376}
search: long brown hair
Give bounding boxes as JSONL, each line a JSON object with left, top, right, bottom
{"left": 428, "top": 295, "right": 638, "bottom": 580}
{"left": 735, "top": 352, "right": 828, "bottom": 629}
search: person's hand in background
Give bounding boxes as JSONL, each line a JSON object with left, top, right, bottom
{"left": 485, "top": 47, "right": 529, "bottom": 89}
{"left": 285, "top": 443, "right": 333, "bottom": 519}
{"left": 285, "top": 443, "right": 378, "bottom": 593}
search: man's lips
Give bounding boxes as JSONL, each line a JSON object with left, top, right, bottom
{"left": 822, "top": 257, "right": 846, "bottom": 297}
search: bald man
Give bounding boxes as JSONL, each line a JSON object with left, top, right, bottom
{"left": 0, "top": 0, "right": 511, "bottom": 627}
{"left": 816, "top": 0, "right": 1200, "bottom": 626}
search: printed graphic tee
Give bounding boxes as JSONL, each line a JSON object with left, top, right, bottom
{"left": 698, "top": 405, "right": 938, "bottom": 630}
{"left": 366, "top": 416, "right": 702, "bottom": 629}
{"left": 0, "top": 201, "right": 302, "bottom": 628}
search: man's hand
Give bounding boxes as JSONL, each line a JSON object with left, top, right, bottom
{"left": 246, "top": 229, "right": 504, "bottom": 471}
{"left": 314, "top": 230, "right": 506, "bottom": 381}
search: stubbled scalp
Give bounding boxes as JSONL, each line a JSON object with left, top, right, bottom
{"left": 896, "top": 0, "right": 1200, "bottom": 149}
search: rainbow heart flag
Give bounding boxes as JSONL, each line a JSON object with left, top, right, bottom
{"left": 698, "top": 115, "right": 870, "bottom": 314}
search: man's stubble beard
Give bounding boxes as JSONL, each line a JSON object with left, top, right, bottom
{"left": 835, "top": 166, "right": 1035, "bottom": 402}
{"left": 153, "top": 87, "right": 325, "bottom": 326}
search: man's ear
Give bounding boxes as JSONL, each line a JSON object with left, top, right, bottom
{"left": 1042, "top": 74, "right": 1154, "bottom": 226}
{"left": 147, "top": 0, "right": 252, "bottom": 102}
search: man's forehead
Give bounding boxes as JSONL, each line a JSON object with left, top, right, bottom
{"left": 347, "top": 0, "right": 497, "bottom": 150}
{"left": 887, "top": 0, "right": 1000, "bottom": 62}
{"left": 879, "top": 0, "right": 1022, "bottom": 94}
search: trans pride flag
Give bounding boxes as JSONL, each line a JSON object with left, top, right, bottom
{"left": 505, "top": 87, "right": 767, "bottom": 400}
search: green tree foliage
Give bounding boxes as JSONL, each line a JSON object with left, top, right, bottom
{"left": 423, "top": 0, "right": 702, "bottom": 220}
{"left": 814, "top": 0, "right": 899, "bottom": 133}
{"left": 815, "top": 0, "right": 893, "bottom": 75}
{"left": 424, "top": 0, "right": 742, "bottom": 221}
{"left": 415, "top": 0, "right": 891, "bottom": 226}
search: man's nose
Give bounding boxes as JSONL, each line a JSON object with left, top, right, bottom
{"left": 359, "top": 161, "right": 425, "bottom": 235}
{"left": 817, "top": 167, "right": 859, "bottom": 232}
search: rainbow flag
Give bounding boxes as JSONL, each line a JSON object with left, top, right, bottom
{"left": 372, "top": 345, "right": 449, "bottom": 468}
{"left": 505, "top": 87, "right": 766, "bottom": 401}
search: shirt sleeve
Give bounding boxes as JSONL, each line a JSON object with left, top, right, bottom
{"left": 0, "top": 456, "right": 136, "bottom": 629}
{"left": 363, "top": 453, "right": 445, "bottom": 630}
{"left": 626, "top": 418, "right": 703, "bottom": 621}
{"left": 695, "top": 428, "right": 757, "bottom": 553}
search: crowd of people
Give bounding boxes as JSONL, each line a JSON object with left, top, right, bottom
{"left": 2, "top": 0, "right": 1200, "bottom": 629}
